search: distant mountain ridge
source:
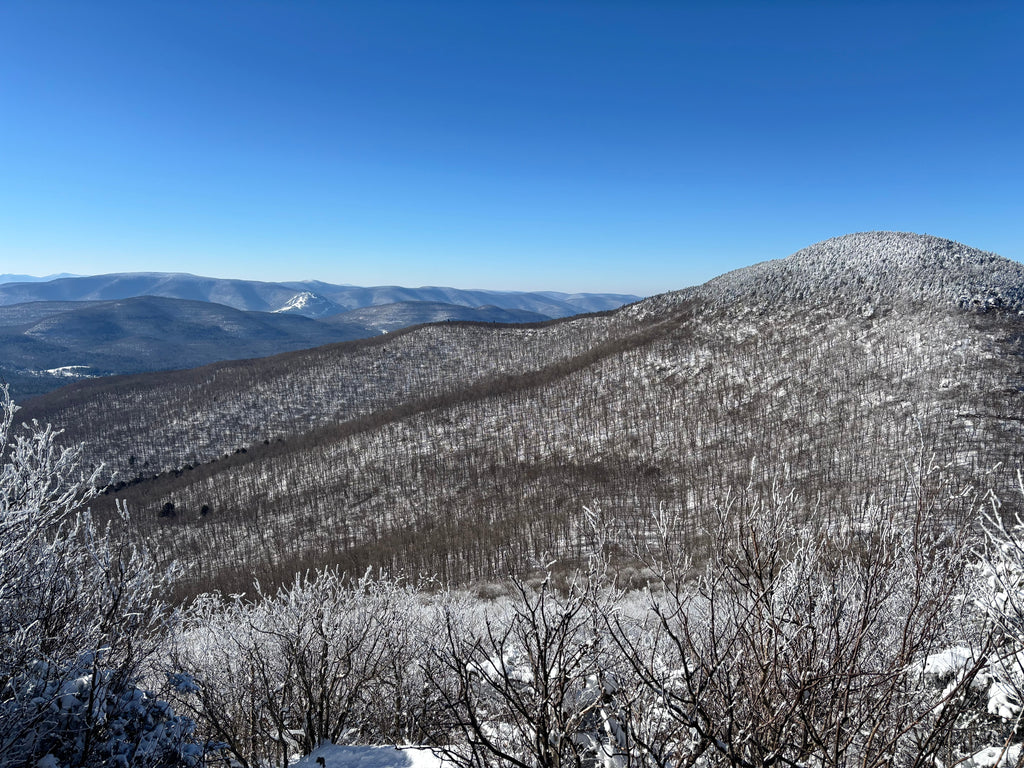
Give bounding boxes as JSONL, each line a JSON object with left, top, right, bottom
{"left": 0, "top": 296, "right": 378, "bottom": 397}
{"left": 0, "top": 273, "right": 640, "bottom": 319}
{"left": 0, "top": 273, "right": 639, "bottom": 398}
{"left": 0, "top": 272, "right": 79, "bottom": 284}
{"left": 0, "top": 294, "right": 631, "bottom": 400}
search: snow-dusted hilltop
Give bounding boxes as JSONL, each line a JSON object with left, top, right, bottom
{"left": 640, "top": 232, "right": 1024, "bottom": 316}
{"left": 272, "top": 290, "right": 341, "bottom": 318}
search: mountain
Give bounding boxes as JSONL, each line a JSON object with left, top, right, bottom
{"left": 0, "top": 279, "right": 637, "bottom": 399}
{"left": 0, "top": 273, "right": 307, "bottom": 313}
{"left": 283, "top": 281, "right": 641, "bottom": 316}
{"left": 0, "top": 300, "right": 92, "bottom": 326}
{"left": 0, "top": 272, "right": 79, "bottom": 284}
{"left": 636, "top": 231, "right": 1024, "bottom": 317}
{"left": 0, "top": 273, "right": 641, "bottom": 319}
{"left": 22, "top": 232, "right": 1024, "bottom": 596}
{"left": 0, "top": 296, "right": 374, "bottom": 399}
{"left": 272, "top": 290, "right": 343, "bottom": 317}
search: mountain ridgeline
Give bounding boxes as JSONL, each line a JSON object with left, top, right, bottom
{"left": 21, "top": 232, "right": 1024, "bottom": 596}
{"left": 0, "top": 272, "right": 637, "bottom": 318}
{"left": 0, "top": 276, "right": 638, "bottom": 398}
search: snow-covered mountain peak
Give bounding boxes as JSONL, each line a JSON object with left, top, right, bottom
{"left": 783, "top": 232, "right": 1006, "bottom": 281}
{"left": 636, "top": 232, "right": 1024, "bottom": 317}
{"left": 273, "top": 291, "right": 339, "bottom": 318}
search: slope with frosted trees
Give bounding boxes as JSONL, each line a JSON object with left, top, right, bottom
{"left": 11, "top": 373, "right": 1024, "bottom": 768}
{"left": 637, "top": 231, "right": 1024, "bottom": 316}
{"left": 12, "top": 233, "right": 1024, "bottom": 768}
{"left": 20, "top": 231, "right": 1023, "bottom": 594}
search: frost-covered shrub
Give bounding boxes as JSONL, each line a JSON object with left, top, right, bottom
{"left": 0, "top": 385, "right": 197, "bottom": 767}
{"left": 3, "top": 660, "right": 199, "bottom": 768}
{"left": 170, "top": 570, "right": 455, "bottom": 768}
{"left": 604, "top": 493, "right": 988, "bottom": 768}
{"left": 427, "top": 576, "right": 630, "bottom": 768}
{"left": 966, "top": 490, "right": 1024, "bottom": 759}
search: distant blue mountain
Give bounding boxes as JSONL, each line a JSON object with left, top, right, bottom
{"left": 0, "top": 272, "right": 641, "bottom": 318}
{"left": 0, "top": 273, "right": 79, "bottom": 284}
{"left": 0, "top": 275, "right": 641, "bottom": 400}
{"left": 322, "top": 301, "right": 550, "bottom": 332}
{"left": 0, "top": 295, "right": 375, "bottom": 399}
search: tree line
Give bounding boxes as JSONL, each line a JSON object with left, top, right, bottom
{"left": 72, "top": 302, "right": 1024, "bottom": 597}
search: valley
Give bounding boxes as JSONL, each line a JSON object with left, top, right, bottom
{"left": 0, "top": 274, "right": 638, "bottom": 399}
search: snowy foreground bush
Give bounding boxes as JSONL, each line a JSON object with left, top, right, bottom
{"left": 0, "top": 386, "right": 201, "bottom": 767}
{"left": 163, "top": 498, "right": 1024, "bottom": 768}
{"left": 7, "top": 382, "right": 1024, "bottom": 768}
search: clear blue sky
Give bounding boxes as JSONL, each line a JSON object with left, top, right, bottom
{"left": 1, "top": 1, "right": 1021, "bottom": 295}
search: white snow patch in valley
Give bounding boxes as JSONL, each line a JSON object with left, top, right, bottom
{"left": 41, "top": 365, "right": 93, "bottom": 377}
{"left": 292, "top": 745, "right": 448, "bottom": 768}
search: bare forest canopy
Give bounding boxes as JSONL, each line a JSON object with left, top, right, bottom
{"left": 20, "top": 231, "right": 1024, "bottom": 596}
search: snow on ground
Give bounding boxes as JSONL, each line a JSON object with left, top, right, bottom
{"left": 42, "top": 365, "right": 93, "bottom": 377}
{"left": 962, "top": 743, "right": 1022, "bottom": 768}
{"left": 292, "top": 745, "right": 449, "bottom": 768}
{"left": 921, "top": 646, "right": 977, "bottom": 679}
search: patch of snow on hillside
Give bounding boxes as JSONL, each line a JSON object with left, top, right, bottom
{"left": 42, "top": 365, "right": 93, "bottom": 377}
{"left": 292, "top": 744, "right": 448, "bottom": 768}
{"left": 275, "top": 292, "right": 318, "bottom": 313}
{"left": 274, "top": 291, "right": 339, "bottom": 317}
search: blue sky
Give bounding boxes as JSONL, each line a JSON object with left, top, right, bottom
{"left": 1, "top": 1, "right": 1021, "bottom": 295}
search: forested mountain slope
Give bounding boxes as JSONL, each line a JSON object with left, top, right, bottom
{"left": 23, "top": 232, "right": 1024, "bottom": 595}
{"left": 24, "top": 309, "right": 651, "bottom": 480}
{"left": 323, "top": 300, "right": 550, "bottom": 332}
{"left": 638, "top": 231, "right": 1024, "bottom": 315}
